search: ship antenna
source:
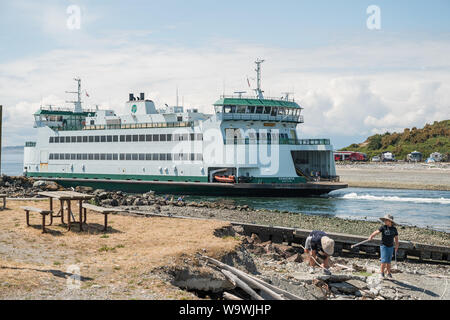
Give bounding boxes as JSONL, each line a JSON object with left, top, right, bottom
{"left": 282, "top": 92, "right": 293, "bottom": 101}
{"left": 254, "top": 58, "right": 265, "bottom": 99}
{"left": 234, "top": 91, "right": 246, "bottom": 98}
{"left": 66, "top": 78, "right": 82, "bottom": 113}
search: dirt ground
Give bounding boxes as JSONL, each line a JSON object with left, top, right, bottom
{"left": 0, "top": 200, "right": 239, "bottom": 300}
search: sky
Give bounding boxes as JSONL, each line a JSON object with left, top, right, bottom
{"left": 0, "top": 0, "right": 449, "bottom": 148}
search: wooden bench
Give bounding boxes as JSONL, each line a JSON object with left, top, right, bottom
{"left": 0, "top": 194, "right": 6, "bottom": 210}
{"left": 81, "top": 203, "right": 118, "bottom": 232}
{"left": 20, "top": 206, "right": 53, "bottom": 233}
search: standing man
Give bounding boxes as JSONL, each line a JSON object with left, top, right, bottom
{"left": 368, "top": 214, "right": 399, "bottom": 279}
{"left": 304, "top": 230, "right": 335, "bottom": 274}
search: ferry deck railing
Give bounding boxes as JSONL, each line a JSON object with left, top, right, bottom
{"left": 224, "top": 138, "right": 331, "bottom": 145}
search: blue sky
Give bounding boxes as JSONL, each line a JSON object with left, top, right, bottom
{"left": 1, "top": 0, "right": 450, "bottom": 147}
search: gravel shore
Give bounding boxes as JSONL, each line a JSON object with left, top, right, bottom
{"left": 336, "top": 162, "right": 450, "bottom": 191}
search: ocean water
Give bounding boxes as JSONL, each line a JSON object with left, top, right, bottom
{"left": 2, "top": 148, "right": 449, "bottom": 232}
{"left": 188, "top": 188, "right": 450, "bottom": 233}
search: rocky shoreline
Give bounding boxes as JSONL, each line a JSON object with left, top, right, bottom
{"left": 1, "top": 175, "right": 449, "bottom": 247}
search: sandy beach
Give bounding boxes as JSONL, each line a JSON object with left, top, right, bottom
{"left": 336, "top": 162, "right": 450, "bottom": 191}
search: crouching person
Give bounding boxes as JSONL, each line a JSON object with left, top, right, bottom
{"left": 369, "top": 214, "right": 399, "bottom": 279}
{"left": 304, "top": 230, "right": 335, "bottom": 274}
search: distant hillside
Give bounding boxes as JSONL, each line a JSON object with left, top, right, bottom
{"left": 340, "top": 120, "right": 450, "bottom": 160}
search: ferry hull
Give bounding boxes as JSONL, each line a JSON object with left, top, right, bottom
{"left": 32, "top": 176, "right": 348, "bottom": 197}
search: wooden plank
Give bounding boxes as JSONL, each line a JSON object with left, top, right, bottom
{"left": 221, "top": 270, "right": 264, "bottom": 300}
{"left": 82, "top": 203, "right": 118, "bottom": 213}
{"left": 20, "top": 206, "right": 52, "bottom": 214}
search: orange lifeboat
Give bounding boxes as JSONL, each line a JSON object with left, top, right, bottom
{"left": 214, "top": 175, "right": 236, "bottom": 183}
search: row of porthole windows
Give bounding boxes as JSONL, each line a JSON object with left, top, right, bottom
{"left": 49, "top": 133, "right": 203, "bottom": 144}
{"left": 49, "top": 153, "right": 203, "bottom": 161}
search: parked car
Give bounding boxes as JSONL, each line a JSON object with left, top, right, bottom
{"left": 381, "top": 152, "right": 396, "bottom": 162}
{"left": 371, "top": 156, "right": 381, "bottom": 162}
{"left": 407, "top": 151, "right": 422, "bottom": 162}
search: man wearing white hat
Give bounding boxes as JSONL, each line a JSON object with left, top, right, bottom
{"left": 368, "top": 214, "right": 399, "bottom": 279}
{"left": 304, "top": 230, "right": 335, "bottom": 273}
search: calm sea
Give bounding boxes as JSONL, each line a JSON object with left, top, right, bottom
{"left": 2, "top": 147, "right": 449, "bottom": 232}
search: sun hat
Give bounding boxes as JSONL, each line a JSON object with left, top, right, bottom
{"left": 380, "top": 214, "right": 396, "bottom": 225}
{"left": 321, "top": 236, "right": 335, "bottom": 256}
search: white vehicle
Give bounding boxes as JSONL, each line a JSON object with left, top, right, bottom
{"left": 430, "top": 152, "right": 443, "bottom": 162}
{"left": 371, "top": 156, "right": 381, "bottom": 162}
{"left": 381, "top": 152, "right": 395, "bottom": 162}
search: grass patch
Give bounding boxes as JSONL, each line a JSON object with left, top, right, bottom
{"left": 354, "top": 271, "right": 373, "bottom": 277}
{"left": 100, "top": 234, "right": 109, "bottom": 239}
{"left": 99, "top": 245, "right": 116, "bottom": 252}
{"left": 53, "top": 261, "right": 61, "bottom": 266}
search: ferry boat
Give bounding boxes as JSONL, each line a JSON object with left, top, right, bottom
{"left": 23, "top": 60, "right": 347, "bottom": 196}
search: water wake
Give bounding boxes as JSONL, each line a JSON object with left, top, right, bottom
{"left": 340, "top": 193, "right": 450, "bottom": 205}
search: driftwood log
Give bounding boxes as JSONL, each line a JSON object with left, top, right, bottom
{"left": 204, "top": 256, "right": 304, "bottom": 300}
{"left": 221, "top": 269, "right": 264, "bottom": 300}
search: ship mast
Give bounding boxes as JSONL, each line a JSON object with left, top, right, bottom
{"left": 66, "top": 78, "right": 82, "bottom": 113}
{"left": 254, "top": 58, "right": 265, "bottom": 99}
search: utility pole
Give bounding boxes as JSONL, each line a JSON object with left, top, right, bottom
{"left": 0, "top": 105, "right": 2, "bottom": 175}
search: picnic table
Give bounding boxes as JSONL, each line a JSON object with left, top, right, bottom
{"left": 38, "top": 191, "right": 93, "bottom": 231}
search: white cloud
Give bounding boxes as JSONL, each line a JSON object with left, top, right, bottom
{"left": 1, "top": 38, "right": 449, "bottom": 147}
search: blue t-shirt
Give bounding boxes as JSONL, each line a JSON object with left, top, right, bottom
{"left": 310, "top": 230, "right": 327, "bottom": 252}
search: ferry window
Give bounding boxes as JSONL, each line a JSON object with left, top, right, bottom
{"left": 113, "top": 154, "right": 118, "bottom": 160}
{"left": 107, "top": 135, "right": 112, "bottom": 142}
{"left": 60, "top": 153, "right": 65, "bottom": 159}
{"left": 214, "top": 106, "right": 223, "bottom": 113}
{"left": 146, "top": 154, "right": 152, "bottom": 161}
{"left": 71, "top": 154, "right": 76, "bottom": 160}
{"left": 152, "top": 154, "right": 159, "bottom": 161}
{"left": 65, "top": 137, "right": 71, "bottom": 143}
{"left": 173, "top": 134, "right": 180, "bottom": 141}
{"left": 54, "top": 137, "right": 60, "bottom": 143}
{"left": 71, "top": 136, "right": 76, "bottom": 143}
{"left": 88, "top": 136, "right": 94, "bottom": 143}
{"left": 77, "top": 136, "right": 82, "bottom": 143}
{"left": 49, "top": 154, "right": 54, "bottom": 160}
{"left": 183, "top": 154, "right": 189, "bottom": 161}
{"left": 90, "top": 120, "right": 95, "bottom": 125}
{"left": 271, "top": 108, "right": 278, "bottom": 116}
{"left": 106, "top": 154, "right": 112, "bottom": 160}
{"left": 100, "top": 136, "right": 106, "bottom": 143}
{"left": 182, "top": 134, "right": 188, "bottom": 141}
{"left": 120, "top": 135, "right": 125, "bottom": 142}
{"left": 146, "top": 134, "right": 152, "bottom": 141}
{"left": 132, "top": 154, "right": 138, "bottom": 161}
{"left": 167, "top": 153, "right": 172, "bottom": 161}
{"left": 139, "top": 154, "right": 145, "bottom": 160}
{"left": 255, "top": 106, "right": 264, "bottom": 114}
{"left": 82, "top": 154, "right": 88, "bottom": 160}
{"left": 160, "top": 154, "right": 166, "bottom": 161}
{"left": 177, "top": 116, "right": 183, "bottom": 122}
{"left": 83, "top": 136, "right": 88, "bottom": 143}
{"left": 126, "top": 154, "right": 132, "bottom": 161}
{"left": 54, "top": 154, "right": 59, "bottom": 160}
{"left": 153, "top": 134, "right": 159, "bottom": 142}
{"left": 190, "top": 133, "right": 195, "bottom": 141}
{"left": 100, "top": 154, "right": 106, "bottom": 160}
{"left": 120, "top": 154, "right": 125, "bottom": 160}
{"left": 49, "top": 137, "right": 54, "bottom": 143}
{"left": 224, "top": 106, "right": 233, "bottom": 113}
{"left": 113, "top": 135, "right": 118, "bottom": 142}
{"left": 190, "top": 154, "right": 195, "bottom": 161}
{"left": 94, "top": 154, "right": 100, "bottom": 160}
{"left": 132, "top": 135, "right": 138, "bottom": 142}
{"left": 196, "top": 154, "right": 203, "bottom": 161}
{"left": 174, "top": 154, "right": 180, "bottom": 161}
{"left": 278, "top": 108, "right": 285, "bottom": 115}
{"left": 196, "top": 133, "right": 203, "bottom": 140}
{"left": 126, "top": 135, "right": 132, "bottom": 142}
{"left": 77, "top": 154, "right": 82, "bottom": 160}
{"left": 264, "top": 107, "right": 271, "bottom": 114}
{"left": 160, "top": 134, "right": 167, "bottom": 142}
{"left": 247, "top": 106, "right": 256, "bottom": 113}
{"left": 237, "top": 106, "right": 246, "bottom": 113}
{"left": 139, "top": 134, "right": 145, "bottom": 142}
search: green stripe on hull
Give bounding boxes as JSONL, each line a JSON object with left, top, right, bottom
{"left": 28, "top": 172, "right": 208, "bottom": 182}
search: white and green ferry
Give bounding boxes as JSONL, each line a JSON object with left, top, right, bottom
{"left": 24, "top": 60, "right": 347, "bottom": 196}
